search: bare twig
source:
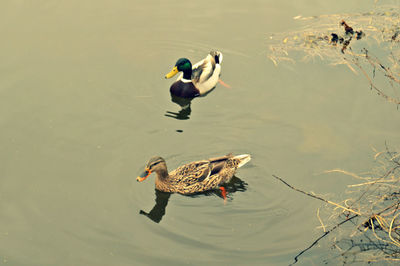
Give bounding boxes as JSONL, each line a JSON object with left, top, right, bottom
{"left": 272, "top": 174, "right": 361, "bottom": 215}
{"left": 274, "top": 145, "right": 400, "bottom": 264}
{"left": 290, "top": 214, "right": 358, "bottom": 265}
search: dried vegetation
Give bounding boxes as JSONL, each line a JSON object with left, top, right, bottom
{"left": 270, "top": 3, "right": 400, "bottom": 264}
{"left": 268, "top": 5, "right": 400, "bottom": 105}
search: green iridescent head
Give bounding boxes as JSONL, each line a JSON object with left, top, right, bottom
{"left": 165, "top": 58, "right": 192, "bottom": 79}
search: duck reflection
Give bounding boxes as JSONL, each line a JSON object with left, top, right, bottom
{"left": 164, "top": 95, "right": 193, "bottom": 120}
{"left": 139, "top": 190, "right": 171, "bottom": 223}
{"left": 139, "top": 176, "right": 247, "bottom": 223}
{"left": 165, "top": 87, "right": 218, "bottom": 120}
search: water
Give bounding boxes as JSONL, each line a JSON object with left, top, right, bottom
{"left": 1, "top": 0, "right": 400, "bottom": 265}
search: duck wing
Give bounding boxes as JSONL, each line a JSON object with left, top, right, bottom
{"left": 170, "top": 160, "right": 212, "bottom": 187}
{"left": 191, "top": 56, "right": 216, "bottom": 84}
{"left": 168, "top": 155, "right": 232, "bottom": 189}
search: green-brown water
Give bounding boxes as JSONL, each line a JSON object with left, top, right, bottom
{"left": 1, "top": 1, "right": 400, "bottom": 265}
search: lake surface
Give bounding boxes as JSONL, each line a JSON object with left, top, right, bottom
{"left": 1, "top": 0, "right": 400, "bottom": 265}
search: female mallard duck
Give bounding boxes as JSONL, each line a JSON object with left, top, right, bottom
{"left": 137, "top": 153, "right": 250, "bottom": 196}
{"left": 165, "top": 50, "right": 223, "bottom": 98}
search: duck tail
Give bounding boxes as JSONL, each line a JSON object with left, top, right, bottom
{"left": 217, "top": 51, "right": 223, "bottom": 64}
{"left": 234, "top": 154, "right": 251, "bottom": 168}
{"left": 210, "top": 50, "right": 223, "bottom": 64}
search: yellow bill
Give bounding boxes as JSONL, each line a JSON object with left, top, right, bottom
{"left": 165, "top": 66, "right": 179, "bottom": 79}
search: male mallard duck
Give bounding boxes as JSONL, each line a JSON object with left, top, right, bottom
{"left": 165, "top": 50, "right": 223, "bottom": 98}
{"left": 137, "top": 153, "right": 250, "bottom": 197}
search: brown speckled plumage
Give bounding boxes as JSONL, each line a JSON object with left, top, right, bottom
{"left": 138, "top": 154, "right": 251, "bottom": 194}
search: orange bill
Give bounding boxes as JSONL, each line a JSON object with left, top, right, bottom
{"left": 137, "top": 168, "right": 152, "bottom": 182}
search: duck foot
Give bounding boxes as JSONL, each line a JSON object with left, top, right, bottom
{"left": 218, "top": 79, "right": 232, "bottom": 89}
{"left": 219, "top": 187, "right": 227, "bottom": 204}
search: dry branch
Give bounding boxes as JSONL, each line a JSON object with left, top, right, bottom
{"left": 273, "top": 145, "right": 400, "bottom": 264}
